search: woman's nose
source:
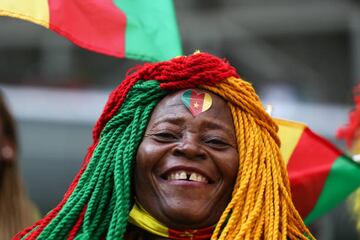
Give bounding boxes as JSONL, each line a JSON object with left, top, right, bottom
{"left": 172, "top": 135, "right": 206, "bottom": 160}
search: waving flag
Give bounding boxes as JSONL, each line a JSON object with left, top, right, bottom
{"left": 0, "top": 0, "right": 182, "bottom": 61}
{"left": 276, "top": 118, "right": 360, "bottom": 224}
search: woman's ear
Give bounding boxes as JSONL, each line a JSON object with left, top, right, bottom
{"left": 0, "top": 139, "right": 15, "bottom": 162}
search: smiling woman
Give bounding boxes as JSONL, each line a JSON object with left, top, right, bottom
{"left": 15, "top": 52, "right": 313, "bottom": 240}
{"left": 134, "top": 90, "right": 239, "bottom": 231}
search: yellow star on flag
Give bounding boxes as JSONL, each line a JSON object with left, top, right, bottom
{"left": 194, "top": 102, "right": 199, "bottom": 109}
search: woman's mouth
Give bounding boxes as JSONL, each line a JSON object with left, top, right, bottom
{"left": 160, "top": 168, "right": 215, "bottom": 184}
{"left": 166, "top": 170, "right": 208, "bottom": 183}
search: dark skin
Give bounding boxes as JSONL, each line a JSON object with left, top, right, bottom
{"left": 132, "top": 90, "right": 239, "bottom": 239}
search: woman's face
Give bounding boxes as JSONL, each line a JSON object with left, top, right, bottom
{"left": 135, "top": 89, "right": 239, "bottom": 229}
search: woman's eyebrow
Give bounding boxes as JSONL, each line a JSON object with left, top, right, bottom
{"left": 151, "top": 117, "right": 185, "bottom": 128}
{"left": 202, "top": 120, "right": 235, "bottom": 137}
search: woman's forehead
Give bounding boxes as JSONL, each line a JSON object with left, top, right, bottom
{"left": 158, "top": 89, "right": 228, "bottom": 111}
{"left": 148, "top": 89, "right": 234, "bottom": 130}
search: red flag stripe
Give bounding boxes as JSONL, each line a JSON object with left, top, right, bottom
{"left": 287, "top": 127, "right": 341, "bottom": 218}
{"left": 189, "top": 91, "right": 205, "bottom": 116}
{"left": 48, "top": 0, "right": 126, "bottom": 58}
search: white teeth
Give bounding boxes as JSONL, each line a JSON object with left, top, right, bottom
{"left": 178, "top": 171, "right": 187, "bottom": 180}
{"left": 169, "top": 173, "right": 176, "bottom": 180}
{"left": 189, "top": 173, "right": 198, "bottom": 181}
{"left": 168, "top": 171, "right": 187, "bottom": 180}
{"left": 166, "top": 171, "right": 208, "bottom": 183}
{"left": 189, "top": 173, "right": 207, "bottom": 183}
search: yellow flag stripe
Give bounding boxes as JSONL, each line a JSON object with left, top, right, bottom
{"left": 0, "top": 0, "right": 49, "bottom": 28}
{"left": 275, "top": 118, "right": 306, "bottom": 164}
{"left": 202, "top": 93, "right": 212, "bottom": 111}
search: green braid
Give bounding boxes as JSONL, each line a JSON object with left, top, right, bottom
{"left": 37, "top": 80, "right": 168, "bottom": 240}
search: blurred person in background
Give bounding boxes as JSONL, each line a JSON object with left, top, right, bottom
{"left": 0, "top": 91, "right": 39, "bottom": 239}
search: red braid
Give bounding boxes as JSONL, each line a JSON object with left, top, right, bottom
{"left": 337, "top": 84, "right": 360, "bottom": 147}
{"left": 67, "top": 206, "right": 87, "bottom": 240}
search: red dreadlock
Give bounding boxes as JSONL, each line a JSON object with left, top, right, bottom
{"left": 337, "top": 85, "right": 360, "bottom": 148}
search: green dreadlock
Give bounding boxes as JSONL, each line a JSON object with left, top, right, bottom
{"left": 38, "top": 80, "right": 168, "bottom": 239}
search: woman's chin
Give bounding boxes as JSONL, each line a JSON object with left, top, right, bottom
{"left": 159, "top": 202, "right": 218, "bottom": 229}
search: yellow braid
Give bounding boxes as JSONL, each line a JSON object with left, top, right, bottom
{"left": 199, "top": 76, "right": 314, "bottom": 240}
{"left": 350, "top": 190, "right": 360, "bottom": 231}
{"left": 349, "top": 138, "right": 360, "bottom": 232}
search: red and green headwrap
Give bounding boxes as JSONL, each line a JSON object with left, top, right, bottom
{"left": 15, "top": 53, "right": 312, "bottom": 240}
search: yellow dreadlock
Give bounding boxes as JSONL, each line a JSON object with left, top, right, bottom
{"left": 201, "top": 76, "right": 313, "bottom": 240}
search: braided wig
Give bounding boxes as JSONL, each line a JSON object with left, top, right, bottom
{"left": 16, "top": 53, "right": 312, "bottom": 240}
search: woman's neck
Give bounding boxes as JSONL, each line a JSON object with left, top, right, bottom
{"left": 127, "top": 203, "right": 214, "bottom": 239}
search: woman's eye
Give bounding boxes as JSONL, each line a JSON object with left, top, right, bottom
{"left": 153, "top": 132, "right": 178, "bottom": 142}
{"left": 204, "top": 138, "right": 229, "bottom": 148}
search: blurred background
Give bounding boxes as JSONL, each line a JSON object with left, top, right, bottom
{"left": 0, "top": 0, "right": 359, "bottom": 239}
